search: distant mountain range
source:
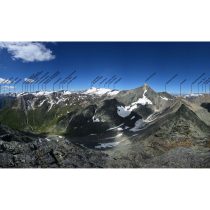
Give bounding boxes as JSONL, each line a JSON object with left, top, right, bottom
{"left": 0, "top": 84, "right": 210, "bottom": 168}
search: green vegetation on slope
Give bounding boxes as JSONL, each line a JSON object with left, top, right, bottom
{"left": 0, "top": 104, "right": 80, "bottom": 135}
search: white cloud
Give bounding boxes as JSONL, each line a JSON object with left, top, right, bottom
{"left": 0, "top": 42, "right": 55, "bottom": 62}
{"left": 0, "top": 77, "right": 12, "bottom": 84}
{"left": 24, "top": 78, "right": 35, "bottom": 83}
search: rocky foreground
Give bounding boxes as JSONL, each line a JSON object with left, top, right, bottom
{"left": 1, "top": 123, "right": 210, "bottom": 168}
{"left": 0, "top": 124, "right": 108, "bottom": 168}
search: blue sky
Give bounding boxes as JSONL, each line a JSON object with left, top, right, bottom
{"left": 0, "top": 42, "right": 210, "bottom": 93}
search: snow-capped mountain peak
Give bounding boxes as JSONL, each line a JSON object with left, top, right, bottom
{"left": 83, "top": 87, "right": 119, "bottom": 96}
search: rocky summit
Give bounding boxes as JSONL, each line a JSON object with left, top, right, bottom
{"left": 0, "top": 85, "right": 210, "bottom": 168}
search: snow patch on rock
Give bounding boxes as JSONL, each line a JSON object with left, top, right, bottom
{"left": 130, "top": 89, "right": 152, "bottom": 107}
{"left": 63, "top": 91, "right": 72, "bottom": 95}
{"left": 117, "top": 89, "right": 152, "bottom": 117}
{"left": 117, "top": 106, "right": 131, "bottom": 117}
{"left": 95, "top": 135, "right": 125, "bottom": 149}
{"left": 38, "top": 99, "right": 47, "bottom": 107}
{"left": 107, "top": 90, "right": 120, "bottom": 96}
{"left": 92, "top": 116, "right": 100, "bottom": 122}
{"left": 160, "top": 96, "right": 169, "bottom": 101}
{"left": 95, "top": 141, "right": 120, "bottom": 149}
{"left": 33, "top": 91, "right": 53, "bottom": 96}
{"left": 129, "top": 112, "right": 159, "bottom": 132}
{"left": 130, "top": 119, "right": 145, "bottom": 132}
{"left": 107, "top": 123, "right": 124, "bottom": 131}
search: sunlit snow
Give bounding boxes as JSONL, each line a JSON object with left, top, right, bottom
{"left": 130, "top": 119, "right": 145, "bottom": 132}
{"left": 107, "top": 123, "right": 124, "bottom": 131}
{"left": 117, "top": 106, "right": 131, "bottom": 117}
{"left": 95, "top": 135, "right": 124, "bottom": 149}
{"left": 92, "top": 116, "right": 100, "bottom": 122}
{"left": 117, "top": 89, "right": 152, "bottom": 117}
{"left": 130, "top": 89, "right": 152, "bottom": 107}
{"left": 95, "top": 141, "right": 121, "bottom": 149}
{"left": 84, "top": 87, "right": 119, "bottom": 96}
{"left": 107, "top": 90, "right": 120, "bottom": 96}
{"left": 160, "top": 96, "right": 169, "bottom": 101}
{"left": 63, "top": 91, "right": 72, "bottom": 95}
{"left": 38, "top": 99, "right": 47, "bottom": 107}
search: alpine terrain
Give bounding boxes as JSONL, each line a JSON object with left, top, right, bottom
{"left": 0, "top": 84, "right": 210, "bottom": 168}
